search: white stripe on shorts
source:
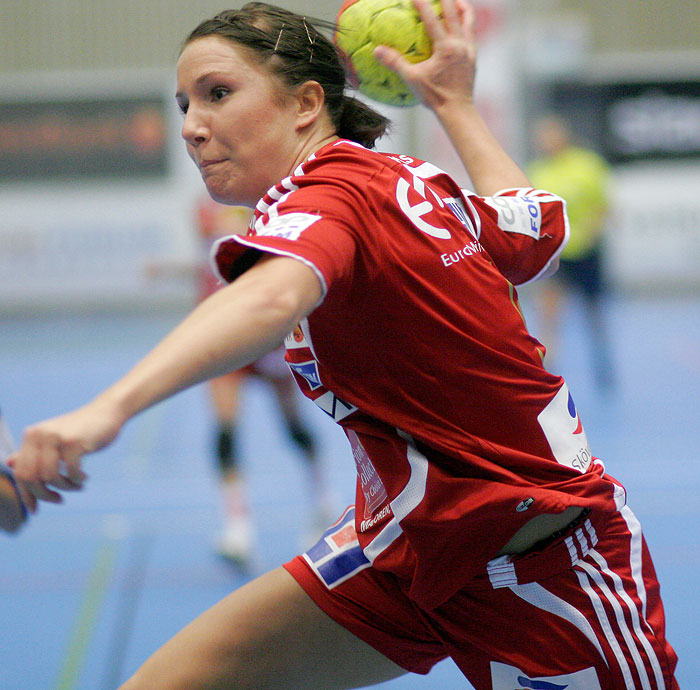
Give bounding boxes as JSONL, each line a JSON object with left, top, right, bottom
{"left": 586, "top": 549, "right": 667, "bottom": 690}
{"left": 574, "top": 566, "right": 637, "bottom": 689}
{"left": 621, "top": 505, "right": 648, "bottom": 621}
{"left": 576, "top": 561, "right": 650, "bottom": 690}
{"left": 510, "top": 581, "right": 606, "bottom": 663}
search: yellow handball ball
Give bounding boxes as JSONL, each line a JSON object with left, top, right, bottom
{"left": 335, "top": 0, "right": 442, "bottom": 107}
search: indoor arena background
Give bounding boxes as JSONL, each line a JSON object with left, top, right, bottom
{"left": 1, "top": 1, "right": 699, "bottom": 688}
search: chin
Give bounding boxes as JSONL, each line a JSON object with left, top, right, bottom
{"left": 204, "top": 180, "right": 253, "bottom": 208}
{"left": 205, "top": 184, "right": 235, "bottom": 206}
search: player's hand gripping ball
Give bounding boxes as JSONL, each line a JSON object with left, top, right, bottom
{"left": 335, "top": 0, "right": 442, "bottom": 107}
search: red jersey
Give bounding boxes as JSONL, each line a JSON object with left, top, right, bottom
{"left": 212, "top": 140, "right": 620, "bottom": 609}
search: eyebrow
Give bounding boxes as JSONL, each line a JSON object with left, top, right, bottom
{"left": 175, "top": 71, "right": 226, "bottom": 100}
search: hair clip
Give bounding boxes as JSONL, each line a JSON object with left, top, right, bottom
{"left": 274, "top": 23, "right": 285, "bottom": 52}
{"left": 302, "top": 17, "right": 315, "bottom": 63}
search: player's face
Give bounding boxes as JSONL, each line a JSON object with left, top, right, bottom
{"left": 176, "top": 36, "right": 302, "bottom": 206}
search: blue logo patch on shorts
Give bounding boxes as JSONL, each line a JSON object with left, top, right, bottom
{"left": 517, "top": 677, "right": 569, "bottom": 690}
{"left": 490, "top": 662, "right": 601, "bottom": 690}
{"left": 303, "top": 507, "right": 370, "bottom": 589}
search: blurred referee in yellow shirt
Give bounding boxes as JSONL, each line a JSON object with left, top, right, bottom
{"left": 529, "top": 114, "right": 615, "bottom": 390}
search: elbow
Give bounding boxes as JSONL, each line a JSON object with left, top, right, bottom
{"left": 228, "top": 254, "right": 323, "bottom": 342}
{"left": 243, "top": 278, "right": 319, "bottom": 342}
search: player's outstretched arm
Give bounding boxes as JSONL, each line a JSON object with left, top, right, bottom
{"left": 8, "top": 255, "right": 321, "bottom": 511}
{"left": 374, "top": 0, "right": 530, "bottom": 195}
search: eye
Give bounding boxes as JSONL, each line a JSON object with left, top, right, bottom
{"left": 176, "top": 100, "right": 188, "bottom": 115}
{"left": 210, "top": 86, "right": 229, "bottom": 102}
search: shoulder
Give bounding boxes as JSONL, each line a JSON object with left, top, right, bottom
{"left": 274, "top": 140, "right": 411, "bottom": 214}
{"left": 300, "top": 139, "right": 403, "bottom": 183}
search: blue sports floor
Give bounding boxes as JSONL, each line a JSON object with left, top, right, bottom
{"left": 1, "top": 292, "right": 698, "bottom": 689}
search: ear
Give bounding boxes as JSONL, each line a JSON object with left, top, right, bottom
{"left": 294, "top": 80, "right": 326, "bottom": 130}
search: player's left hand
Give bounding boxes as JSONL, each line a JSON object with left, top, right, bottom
{"left": 374, "top": 0, "right": 478, "bottom": 112}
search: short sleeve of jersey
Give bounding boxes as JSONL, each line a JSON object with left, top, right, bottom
{"left": 210, "top": 144, "right": 570, "bottom": 293}
{"left": 463, "top": 187, "right": 570, "bottom": 285}
{"left": 211, "top": 179, "right": 363, "bottom": 301}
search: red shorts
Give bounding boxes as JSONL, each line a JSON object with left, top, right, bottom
{"left": 284, "top": 505, "right": 679, "bottom": 690}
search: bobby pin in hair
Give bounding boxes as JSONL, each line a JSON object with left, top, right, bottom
{"left": 302, "top": 18, "right": 315, "bottom": 63}
{"left": 274, "top": 23, "right": 285, "bottom": 52}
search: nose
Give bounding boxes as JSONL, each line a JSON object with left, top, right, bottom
{"left": 181, "top": 107, "right": 208, "bottom": 147}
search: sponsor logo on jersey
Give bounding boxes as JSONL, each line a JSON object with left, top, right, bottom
{"left": 537, "top": 383, "right": 592, "bottom": 473}
{"left": 348, "top": 430, "right": 389, "bottom": 519}
{"left": 445, "top": 197, "right": 470, "bottom": 226}
{"left": 490, "top": 662, "right": 602, "bottom": 690}
{"left": 441, "top": 240, "right": 485, "bottom": 267}
{"left": 396, "top": 177, "right": 452, "bottom": 239}
{"left": 303, "top": 506, "right": 370, "bottom": 589}
{"left": 359, "top": 504, "right": 393, "bottom": 532}
{"left": 256, "top": 211, "right": 321, "bottom": 240}
{"left": 484, "top": 195, "right": 542, "bottom": 239}
{"left": 288, "top": 359, "right": 323, "bottom": 391}
{"left": 284, "top": 320, "right": 311, "bottom": 350}
{"left": 313, "top": 391, "right": 358, "bottom": 422}
{"left": 516, "top": 497, "right": 535, "bottom": 513}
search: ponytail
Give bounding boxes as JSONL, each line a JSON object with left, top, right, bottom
{"left": 337, "top": 95, "right": 391, "bottom": 149}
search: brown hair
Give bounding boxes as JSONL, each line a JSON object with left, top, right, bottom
{"left": 183, "top": 2, "right": 390, "bottom": 149}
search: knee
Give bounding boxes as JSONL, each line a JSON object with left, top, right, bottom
{"left": 215, "top": 424, "right": 237, "bottom": 473}
{"left": 287, "top": 421, "right": 315, "bottom": 458}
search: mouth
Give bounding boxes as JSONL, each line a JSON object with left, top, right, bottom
{"left": 199, "top": 159, "right": 226, "bottom": 171}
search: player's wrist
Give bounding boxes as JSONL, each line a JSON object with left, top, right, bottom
{"left": 90, "top": 388, "right": 136, "bottom": 429}
{"left": 430, "top": 96, "right": 480, "bottom": 136}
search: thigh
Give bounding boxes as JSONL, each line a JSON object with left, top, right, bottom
{"left": 120, "top": 566, "right": 407, "bottom": 690}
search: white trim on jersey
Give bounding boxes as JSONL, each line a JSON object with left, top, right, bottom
{"left": 297, "top": 317, "right": 318, "bottom": 359}
{"left": 523, "top": 199, "right": 571, "bottom": 286}
{"left": 209, "top": 236, "right": 328, "bottom": 306}
{"left": 362, "top": 429, "right": 429, "bottom": 565}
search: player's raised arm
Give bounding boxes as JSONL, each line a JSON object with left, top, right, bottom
{"left": 8, "top": 255, "right": 321, "bottom": 511}
{"left": 374, "top": 0, "right": 530, "bottom": 195}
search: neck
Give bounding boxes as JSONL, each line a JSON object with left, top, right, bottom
{"left": 287, "top": 127, "right": 340, "bottom": 176}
